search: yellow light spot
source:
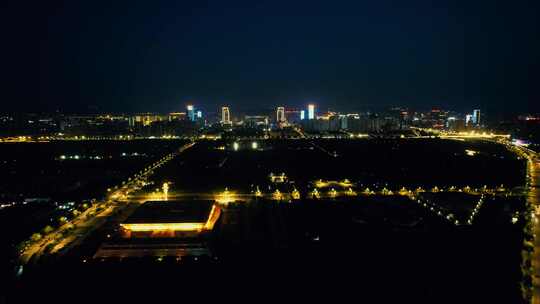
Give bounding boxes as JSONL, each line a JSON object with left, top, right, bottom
{"left": 328, "top": 188, "right": 337, "bottom": 197}
{"left": 291, "top": 188, "right": 301, "bottom": 199}
{"left": 216, "top": 188, "right": 235, "bottom": 204}
{"left": 273, "top": 189, "right": 283, "bottom": 200}
{"left": 121, "top": 223, "right": 205, "bottom": 232}
{"left": 465, "top": 149, "right": 477, "bottom": 156}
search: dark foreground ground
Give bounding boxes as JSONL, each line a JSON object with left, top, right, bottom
{"left": 7, "top": 198, "right": 525, "bottom": 304}
{"left": 1, "top": 138, "right": 528, "bottom": 303}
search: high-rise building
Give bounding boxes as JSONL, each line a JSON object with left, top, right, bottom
{"left": 244, "top": 115, "right": 269, "bottom": 127}
{"left": 197, "top": 110, "right": 202, "bottom": 119}
{"left": 130, "top": 113, "right": 167, "bottom": 127}
{"left": 447, "top": 117, "right": 466, "bottom": 131}
{"left": 308, "top": 104, "right": 315, "bottom": 120}
{"left": 187, "top": 105, "right": 195, "bottom": 121}
{"left": 472, "top": 109, "right": 481, "bottom": 126}
{"left": 300, "top": 110, "right": 305, "bottom": 120}
{"left": 221, "top": 106, "right": 231, "bottom": 124}
{"left": 465, "top": 114, "right": 473, "bottom": 127}
{"left": 276, "top": 107, "right": 285, "bottom": 123}
{"left": 168, "top": 112, "right": 187, "bottom": 122}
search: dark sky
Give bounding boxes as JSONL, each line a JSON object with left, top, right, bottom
{"left": 2, "top": 0, "right": 539, "bottom": 114}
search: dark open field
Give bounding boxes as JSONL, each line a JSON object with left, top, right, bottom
{"left": 3, "top": 138, "right": 529, "bottom": 303}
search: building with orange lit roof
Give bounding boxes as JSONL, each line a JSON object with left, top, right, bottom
{"left": 120, "top": 200, "right": 220, "bottom": 238}
{"left": 93, "top": 200, "right": 221, "bottom": 259}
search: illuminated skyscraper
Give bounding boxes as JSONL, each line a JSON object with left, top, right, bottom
{"left": 197, "top": 110, "right": 202, "bottom": 119}
{"left": 300, "top": 110, "right": 305, "bottom": 120}
{"left": 308, "top": 104, "right": 315, "bottom": 120}
{"left": 187, "top": 105, "right": 195, "bottom": 121}
{"left": 472, "top": 109, "right": 481, "bottom": 126}
{"left": 276, "top": 107, "right": 285, "bottom": 123}
{"left": 221, "top": 106, "right": 231, "bottom": 124}
{"left": 465, "top": 114, "right": 473, "bottom": 126}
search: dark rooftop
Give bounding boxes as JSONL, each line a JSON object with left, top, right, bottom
{"left": 124, "top": 200, "right": 215, "bottom": 224}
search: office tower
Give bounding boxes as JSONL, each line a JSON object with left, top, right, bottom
{"left": 308, "top": 104, "right": 315, "bottom": 120}
{"left": 446, "top": 117, "right": 456, "bottom": 129}
{"left": 221, "top": 106, "right": 231, "bottom": 124}
{"left": 244, "top": 115, "right": 269, "bottom": 127}
{"left": 276, "top": 107, "right": 285, "bottom": 123}
{"left": 197, "top": 110, "right": 202, "bottom": 119}
{"left": 465, "top": 114, "right": 473, "bottom": 127}
{"left": 472, "top": 109, "right": 481, "bottom": 126}
{"left": 300, "top": 110, "right": 305, "bottom": 120}
{"left": 187, "top": 105, "right": 195, "bottom": 121}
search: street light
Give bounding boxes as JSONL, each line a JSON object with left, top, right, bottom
{"left": 162, "top": 182, "right": 169, "bottom": 200}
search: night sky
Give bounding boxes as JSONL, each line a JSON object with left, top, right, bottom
{"left": 2, "top": 0, "right": 539, "bottom": 114}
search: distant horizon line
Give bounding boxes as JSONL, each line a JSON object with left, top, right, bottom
{"left": 2, "top": 105, "right": 522, "bottom": 116}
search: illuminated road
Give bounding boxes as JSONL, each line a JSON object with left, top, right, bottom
{"left": 293, "top": 127, "right": 339, "bottom": 157}
{"left": 18, "top": 141, "right": 196, "bottom": 265}
{"left": 446, "top": 135, "right": 540, "bottom": 302}
{"left": 20, "top": 201, "right": 112, "bottom": 264}
{"left": 493, "top": 138, "right": 540, "bottom": 303}
{"left": 528, "top": 153, "right": 540, "bottom": 304}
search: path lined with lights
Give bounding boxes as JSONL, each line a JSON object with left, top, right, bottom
{"left": 292, "top": 127, "right": 339, "bottom": 157}
{"left": 18, "top": 141, "right": 196, "bottom": 265}
{"left": 127, "top": 181, "right": 512, "bottom": 230}
{"left": 525, "top": 152, "right": 540, "bottom": 304}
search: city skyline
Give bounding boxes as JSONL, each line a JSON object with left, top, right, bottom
{"left": 2, "top": 1, "right": 540, "bottom": 302}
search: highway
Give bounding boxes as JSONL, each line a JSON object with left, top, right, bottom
{"left": 488, "top": 137, "right": 540, "bottom": 303}
{"left": 527, "top": 151, "right": 540, "bottom": 304}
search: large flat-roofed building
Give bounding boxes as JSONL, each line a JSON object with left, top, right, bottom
{"left": 120, "top": 200, "right": 220, "bottom": 238}
{"left": 94, "top": 201, "right": 221, "bottom": 259}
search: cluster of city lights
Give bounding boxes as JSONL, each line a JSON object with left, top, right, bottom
{"left": 0, "top": 134, "right": 198, "bottom": 143}
{"left": 56, "top": 202, "right": 76, "bottom": 211}
{"left": 58, "top": 152, "right": 147, "bottom": 161}
{"left": 0, "top": 202, "right": 16, "bottom": 210}
{"left": 232, "top": 141, "right": 259, "bottom": 151}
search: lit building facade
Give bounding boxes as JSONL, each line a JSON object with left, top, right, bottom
{"left": 276, "top": 107, "right": 286, "bottom": 123}
{"left": 472, "top": 109, "right": 481, "bottom": 126}
{"left": 465, "top": 114, "right": 473, "bottom": 127}
{"left": 168, "top": 112, "right": 187, "bottom": 121}
{"left": 308, "top": 104, "right": 315, "bottom": 120}
{"left": 187, "top": 105, "right": 196, "bottom": 121}
{"left": 221, "top": 106, "right": 231, "bottom": 124}
{"left": 244, "top": 115, "right": 269, "bottom": 127}
{"left": 129, "top": 114, "right": 167, "bottom": 127}
{"left": 94, "top": 201, "right": 221, "bottom": 259}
